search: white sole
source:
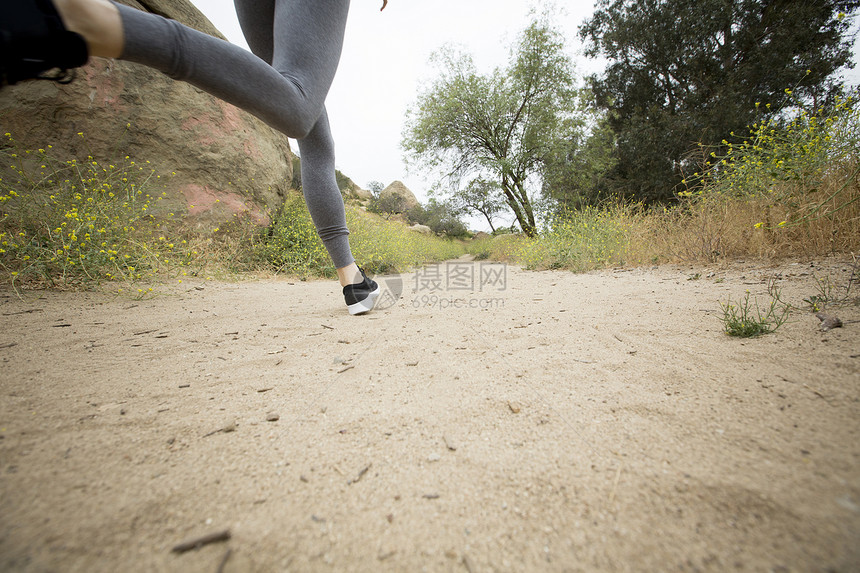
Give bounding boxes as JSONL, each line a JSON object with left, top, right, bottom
{"left": 347, "top": 285, "right": 381, "bottom": 315}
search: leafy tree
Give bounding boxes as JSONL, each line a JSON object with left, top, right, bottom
{"left": 542, "top": 90, "right": 618, "bottom": 208}
{"left": 407, "top": 198, "right": 469, "bottom": 237}
{"left": 367, "top": 180, "right": 385, "bottom": 196}
{"left": 403, "top": 14, "right": 579, "bottom": 236}
{"left": 367, "top": 191, "right": 409, "bottom": 219}
{"left": 448, "top": 178, "right": 506, "bottom": 233}
{"left": 580, "top": 0, "right": 860, "bottom": 203}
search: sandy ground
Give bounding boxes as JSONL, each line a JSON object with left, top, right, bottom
{"left": 0, "top": 257, "right": 858, "bottom": 572}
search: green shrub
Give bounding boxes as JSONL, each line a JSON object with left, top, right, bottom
{"left": 468, "top": 205, "right": 632, "bottom": 271}
{"left": 258, "top": 193, "right": 333, "bottom": 278}
{"left": 260, "top": 192, "right": 465, "bottom": 277}
{"left": 718, "top": 282, "right": 791, "bottom": 337}
{"left": 0, "top": 133, "right": 198, "bottom": 289}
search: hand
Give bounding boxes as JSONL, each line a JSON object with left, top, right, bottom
{"left": 380, "top": 0, "right": 387, "bottom": 10}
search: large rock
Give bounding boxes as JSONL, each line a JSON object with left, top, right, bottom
{"left": 0, "top": 0, "right": 293, "bottom": 227}
{"left": 336, "top": 171, "right": 373, "bottom": 203}
{"left": 379, "top": 181, "right": 419, "bottom": 214}
{"left": 408, "top": 223, "right": 432, "bottom": 234}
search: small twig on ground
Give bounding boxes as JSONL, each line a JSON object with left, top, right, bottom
{"left": 203, "top": 421, "right": 237, "bottom": 438}
{"left": 348, "top": 464, "right": 371, "bottom": 485}
{"left": 215, "top": 548, "right": 232, "bottom": 573}
{"left": 608, "top": 464, "right": 623, "bottom": 505}
{"left": 802, "top": 383, "right": 828, "bottom": 400}
{"left": 171, "top": 529, "right": 231, "bottom": 553}
{"left": 1, "top": 308, "right": 43, "bottom": 315}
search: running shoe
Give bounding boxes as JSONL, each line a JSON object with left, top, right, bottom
{"left": 1, "top": 0, "right": 88, "bottom": 86}
{"left": 343, "top": 267, "right": 380, "bottom": 315}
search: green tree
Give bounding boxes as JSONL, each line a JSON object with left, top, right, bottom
{"left": 407, "top": 198, "right": 469, "bottom": 237}
{"left": 542, "top": 90, "right": 618, "bottom": 208}
{"left": 367, "top": 191, "right": 408, "bottom": 219}
{"left": 580, "top": 0, "right": 860, "bottom": 203}
{"left": 367, "top": 180, "right": 385, "bottom": 197}
{"left": 448, "top": 178, "right": 506, "bottom": 233}
{"left": 403, "top": 15, "right": 579, "bottom": 236}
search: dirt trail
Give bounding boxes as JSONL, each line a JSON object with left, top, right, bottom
{"left": 1, "top": 259, "right": 858, "bottom": 572}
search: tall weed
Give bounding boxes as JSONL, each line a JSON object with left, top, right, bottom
{"left": 673, "top": 91, "right": 860, "bottom": 259}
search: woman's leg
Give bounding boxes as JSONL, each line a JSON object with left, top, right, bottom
{"left": 61, "top": 0, "right": 347, "bottom": 139}
{"left": 53, "top": 0, "right": 122, "bottom": 58}
{"left": 296, "top": 109, "right": 356, "bottom": 275}
{"left": 235, "top": 0, "right": 359, "bottom": 283}
{"left": 54, "top": 0, "right": 363, "bottom": 286}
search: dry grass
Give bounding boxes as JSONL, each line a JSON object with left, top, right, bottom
{"left": 632, "top": 162, "right": 860, "bottom": 265}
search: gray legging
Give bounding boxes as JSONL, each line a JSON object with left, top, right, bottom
{"left": 114, "top": 0, "right": 354, "bottom": 269}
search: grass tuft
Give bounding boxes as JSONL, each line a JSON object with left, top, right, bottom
{"left": 718, "top": 282, "right": 791, "bottom": 338}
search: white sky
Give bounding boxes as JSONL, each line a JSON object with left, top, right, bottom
{"left": 191, "top": 0, "right": 859, "bottom": 229}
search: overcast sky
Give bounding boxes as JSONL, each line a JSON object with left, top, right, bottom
{"left": 192, "top": 0, "right": 858, "bottom": 229}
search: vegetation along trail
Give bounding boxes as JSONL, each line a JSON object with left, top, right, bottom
{"left": 1, "top": 258, "right": 858, "bottom": 571}
{"left": 1, "top": 0, "right": 859, "bottom": 569}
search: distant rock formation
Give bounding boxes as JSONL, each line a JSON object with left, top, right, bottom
{"left": 0, "top": 0, "right": 293, "bottom": 228}
{"left": 337, "top": 172, "right": 373, "bottom": 204}
{"left": 351, "top": 187, "right": 374, "bottom": 204}
{"left": 379, "top": 181, "right": 419, "bottom": 214}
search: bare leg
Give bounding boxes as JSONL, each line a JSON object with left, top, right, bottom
{"left": 53, "top": 0, "right": 123, "bottom": 58}
{"left": 337, "top": 263, "right": 361, "bottom": 286}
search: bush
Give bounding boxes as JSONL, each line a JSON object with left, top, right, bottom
{"left": 406, "top": 201, "right": 469, "bottom": 238}
{"left": 346, "top": 206, "right": 464, "bottom": 273}
{"left": 668, "top": 91, "right": 860, "bottom": 259}
{"left": 260, "top": 192, "right": 465, "bottom": 277}
{"left": 468, "top": 205, "right": 634, "bottom": 271}
{"left": 0, "top": 133, "right": 201, "bottom": 289}
{"left": 258, "top": 193, "right": 333, "bottom": 277}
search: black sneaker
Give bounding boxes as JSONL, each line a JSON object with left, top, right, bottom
{"left": 1, "top": 0, "right": 89, "bottom": 87}
{"left": 343, "top": 267, "right": 380, "bottom": 315}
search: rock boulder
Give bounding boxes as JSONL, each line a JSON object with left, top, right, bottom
{"left": 379, "top": 181, "right": 419, "bottom": 214}
{"left": 337, "top": 171, "right": 373, "bottom": 203}
{"left": 0, "top": 0, "right": 293, "bottom": 228}
{"left": 408, "top": 224, "right": 433, "bottom": 234}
